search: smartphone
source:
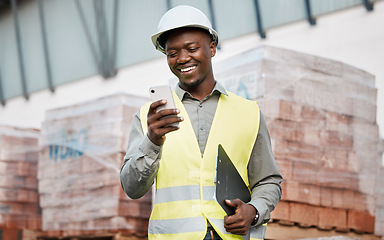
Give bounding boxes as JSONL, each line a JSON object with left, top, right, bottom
{"left": 149, "top": 85, "right": 179, "bottom": 127}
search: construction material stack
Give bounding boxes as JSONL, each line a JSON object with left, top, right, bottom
{"left": 214, "top": 45, "right": 383, "bottom": 239}
{"left": 38, "top": 93, "right": 151, "bottom": 239}
{"left": 0, "top": 126, "right": 41, "bottom": 239}
{"left": 375, "top": 140, "right": 384, "bottom": 236}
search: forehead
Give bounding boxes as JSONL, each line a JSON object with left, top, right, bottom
{"left": 163, "top": 27, "right": 212, "bottom": 47}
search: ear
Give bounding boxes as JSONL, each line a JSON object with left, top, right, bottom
{"left": 210, "top": 41, "right": 217, "bottom": 57}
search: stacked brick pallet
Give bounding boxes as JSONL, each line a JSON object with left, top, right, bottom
{"left": 38, "top": 93, "right": 152, "bottom": 238}
{"left": 375, "top": 139, "right": 384, "bottom": 236}
{"left": 0, "top": 126, "right": 41, "bottom": 238}
{"left": 214, "top": 45, "right": 383, "bottom": 237}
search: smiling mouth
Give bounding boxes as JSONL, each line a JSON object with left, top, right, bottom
{"left": 180, "top": 66, "right": 197, "bottom": 73}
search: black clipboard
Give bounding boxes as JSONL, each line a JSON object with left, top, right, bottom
{"left": 215, "top": 144, "right": 251, "bottom": 216}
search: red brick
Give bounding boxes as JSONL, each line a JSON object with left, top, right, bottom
{"left": 318, "top": 207, "right": 347, "bottom": 229}
{"left": 292, "top": 161, "right": 319, "bottom": 184}
{"left": 331, "top": 188, "right": 344, "bottom": 209}
{"left": 120, "top": 187, "right": 131, "bottom": 200}
{"left": 347, "top": 151, "right": 360, "bottom": 172}
{"left": 320, "top": 187, "right": 333, "bottom": 207}
{"left": 347, "top": 209, "right": 375, "bottom": 233}
{"left": 0, "top": 229, "right": 20, "bottom": 240}
{"left": 17, "top": 189, "right": 38, "bottom": 203}
{"left": 17, "top": 161, "right": 30, "bottom": 176}
{"left": 325, "top": 112, "right": 351, "bottom": 133}
{"left": 0, "top": 188, "right": 17, "bottom": 202}
{"left": 284, "top": 181, "right": 320, "bottom": 205}
{"left": 27, "top": 216, "right": 42, "bottom": 230}
{"left": 300, "top": 104, "right": 326, "bottom": 124}
{"left": 24, "top": 204, "right": 40, "bottom": 216}
{"left": 289, "top": 202, "right": 319, "bottom": 226}
{"left": 342, "top": 190, "right": 368, "bottom": 212}
{"left": 4, "top": 214, "right": 27, "bottom": 229}
{"left": 0, "top": 202, "right": 24, "bottom": 215}
{"left": 289, "top": 142, "right": 323, "bottom": 165}
{"left": 270, "top": 200, "right": 289, "bottom": 221}
{"left": 277, "top": 99, "right": 295, "bottom": 121}
{"left": 322, "top": 187, "right": 367, "bottom": 211}
{"left": 320, "top": 148, "right": 348, "bottom": 171}
{"left": 271, "top": 139, "right": 290, "bottom": 160}
{"left": 317, "top": 168, "right": 359, "bottom": 190}
{"left": 0, "top": 132, "right": 39, "bottom": 162}
{"left": 275, "top": 158, "right": 292, "bottom": 181}
{"left": 293, "top": 102, "right": 326, "bottom": 124}
{"left": 269, "top": 120, "right": 298, "bottom": 142}
{"left": 296, "top": 124, "right": 322, "bottom": 146}
{"left": 25, "top": 177, "right": 38, "bottom": 190}
{"left": 118, "top": 200, "right": 151, "bottom": 218}
{"left": 324, "top": 130, "right": 353, "bottom": 149}
{"left": 0, "top": 175, "right": 25, "bottom": 188}
{"left": 280, "top": 181, "right": 287, "bottom": 200}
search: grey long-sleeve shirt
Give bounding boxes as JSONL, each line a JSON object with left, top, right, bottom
{"left": 120, "top": 82, "right": 282, "bottom": 226}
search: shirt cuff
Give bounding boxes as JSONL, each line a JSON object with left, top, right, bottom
{"left": 139, "top": 134, "right": 162, "bottom": 161}
{"left": 248, "top": 200, "right": 269, "bottom": 226}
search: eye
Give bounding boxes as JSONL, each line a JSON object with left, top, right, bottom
{"left": 188, "top": 47, "right": 199, "bottom": 53}
{"left": 167, "top": 51, "right": 178, "bottom": 58}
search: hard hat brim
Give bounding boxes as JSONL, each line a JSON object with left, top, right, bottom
{"left": 151, "top": 24, "right": 219, "bottom": 54}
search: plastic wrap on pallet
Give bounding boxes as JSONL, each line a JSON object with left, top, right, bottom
{"left": 375, "top": 140, "right": 384, "bottom": 236}
{"left": 0, "top": 126, "right": 41, "bottom": 230}
{"left": 38, "top": 93, "right": 152, "bottom": 235}
{"left": 214, "top": 45, "right": 383, "bottom": 235}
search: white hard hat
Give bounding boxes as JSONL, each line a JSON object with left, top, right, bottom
{"left": 151, "top": 5, "right": 219, "bottom": 54}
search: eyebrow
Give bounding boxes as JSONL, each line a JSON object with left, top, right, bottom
{"left": 166, "top": 41, "right": 199, "bottom": 51}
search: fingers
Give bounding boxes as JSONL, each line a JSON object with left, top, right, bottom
{"left": 224, "top": 213, "right": 248, "bottom": 235}
{"left": 147, "top": 100, "right": 183, "bottom": 145}
{"left": 224, "top": 199, "right": 255, "bottom": 236}
{"left": 225, "top": 199, "right": 241, "bottom": 209}
{"left": 149, "top": 99, "right": 167, "bottom": 113}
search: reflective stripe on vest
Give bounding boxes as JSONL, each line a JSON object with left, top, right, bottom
{"left": 140, "top": 91, "right": 263, "bottom": 240}
{"left": 155, "top": 185, "right": 216, "bottom": 204}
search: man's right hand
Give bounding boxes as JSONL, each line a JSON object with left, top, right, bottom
{"left": 147, "top": 99, "right": 183, "bottom": 146}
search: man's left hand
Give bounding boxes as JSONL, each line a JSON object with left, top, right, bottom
{"left": 223, "top": 199, "right": 257, "bottom": 235}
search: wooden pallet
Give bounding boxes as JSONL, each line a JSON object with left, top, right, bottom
{"left": 36, "top": 232, "right": 147, "bottom": 240}
{"left": 265, "top": 221, "right": 382, "bottom": 240}
{"left": 0, "top": 228, "right": 42, "bottom": 240}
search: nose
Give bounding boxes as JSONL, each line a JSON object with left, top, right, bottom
{"left": 177, "top": 49, "right": 191, "bottom": 64}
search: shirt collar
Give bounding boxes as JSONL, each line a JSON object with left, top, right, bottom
{"left": 174, "top": 81, "right": 228, "bottom": 101}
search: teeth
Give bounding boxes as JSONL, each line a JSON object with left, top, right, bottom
{"left": 180, "top": 66, "right": 196, "bottom": 72}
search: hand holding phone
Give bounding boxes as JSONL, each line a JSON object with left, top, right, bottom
{"left": 149, "top": 85, "right": 179, "bottom": 128}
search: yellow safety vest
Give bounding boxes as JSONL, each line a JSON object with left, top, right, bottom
{"left": 140, "top": 91, "right": 267, "bottom": 240}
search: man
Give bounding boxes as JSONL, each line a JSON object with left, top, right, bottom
{"left": 120, "top": 5, "right": 282, "bottom": 240}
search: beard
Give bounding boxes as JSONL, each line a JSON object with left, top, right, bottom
{"left": 179, "top": 77, "right": 203, "bottom": 90}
